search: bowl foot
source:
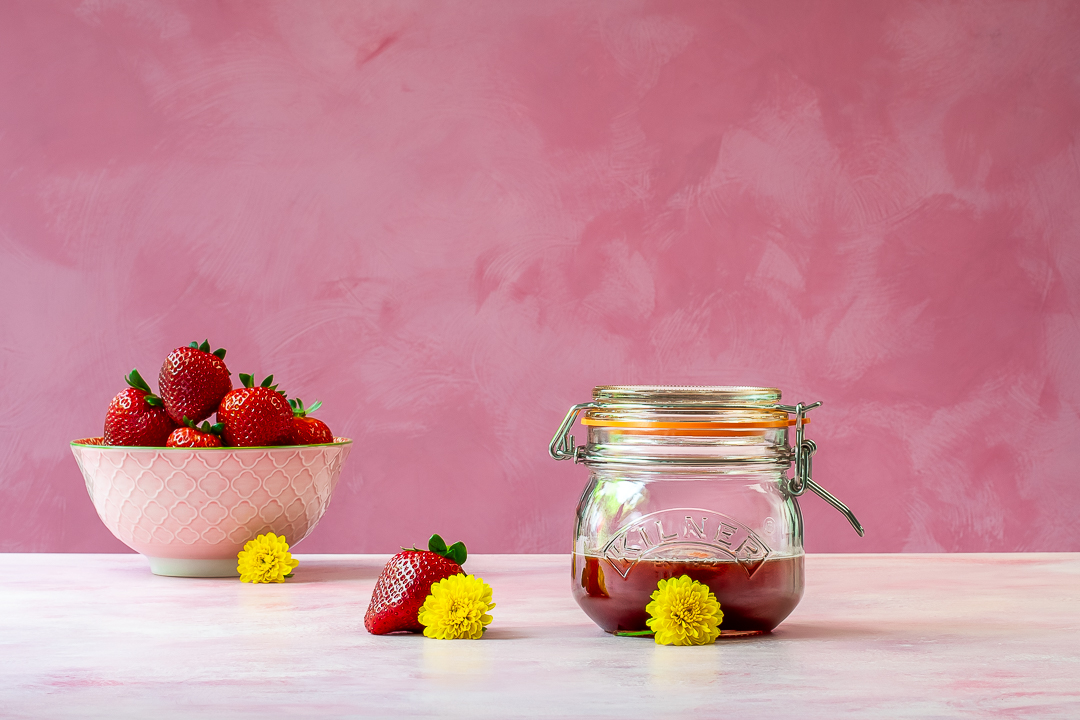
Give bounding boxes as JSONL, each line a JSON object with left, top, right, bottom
{"left": 147, "top": 557, "right": 239, "bottom": 578}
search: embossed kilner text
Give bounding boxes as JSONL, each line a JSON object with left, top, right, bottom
{"left": 602, "top": 509, "right": 771, "bottom": 579}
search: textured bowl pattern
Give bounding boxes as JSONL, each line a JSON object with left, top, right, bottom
{"left": 71, "top": 438, "right": 351, "bottom": 565}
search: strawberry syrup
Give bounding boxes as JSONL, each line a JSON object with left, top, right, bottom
{"left": 572, "top": 553, "right": 804, "bottom": 635}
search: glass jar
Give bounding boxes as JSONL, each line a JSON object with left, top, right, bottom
{"left": 550, "top": 386, "right": 862, "bottom": 636}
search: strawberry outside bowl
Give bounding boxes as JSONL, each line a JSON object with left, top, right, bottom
{"left": 70, "top": 437, "right": 352, "bottom": 577}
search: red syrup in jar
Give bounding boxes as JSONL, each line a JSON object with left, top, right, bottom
{"left": 572, "top": 553, "right": 804, "bottom": 635}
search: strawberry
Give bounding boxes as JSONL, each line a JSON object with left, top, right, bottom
{"left": 104, "top": 369, "right": 177, "bottom": 446}
{"left": 216, "top": 373, "right": 293, "bottom": 447}
{"left": 166, "top": 417, "right": 224, "bottom": 448}
{"left": 288, "top": 398, "right": 334, "bottom": 445}
{"left": 365, "top": 534, "right": 468, "bottom": 635}
{"left": 159, "top": 340, "right": 232, "bottom": 425}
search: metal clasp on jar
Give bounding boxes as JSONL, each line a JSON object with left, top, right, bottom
{"left": 775, "top": 401, "right": 863, "bottom": 537}
{"left": 548, "top": 403, "right": 595, "bottom": 462}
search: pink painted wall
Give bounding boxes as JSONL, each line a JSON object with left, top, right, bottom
{"left": 2, "top": 0, "right": 1079, "bottom": 554}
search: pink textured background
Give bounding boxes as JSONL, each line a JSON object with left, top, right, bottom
{"left": 2, "top": 0, "right": 1079, "bottom": 554}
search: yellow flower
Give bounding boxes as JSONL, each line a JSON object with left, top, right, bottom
{"left": 645, "top": 575, "right": 723, "bottom": 646}
{"left": 237, "top": 532, "right": 299, "bottom": 583}
{"left": 417, "top": 574, "right": 495, "bottom": 639}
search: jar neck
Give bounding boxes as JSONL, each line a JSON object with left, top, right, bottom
{"left": 581, "top": 425, "right": 794, "bottom": 469}
{"left": 583, "top": 462, "right": 791, "bottom": 477}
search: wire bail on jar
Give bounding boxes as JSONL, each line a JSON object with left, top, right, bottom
{"left": 548, "top": 403, "right": 593, "bottom": 463}
{"left": 550, "top": 389, "right": 864, "bottom": 537}
{"left": 774, "top": 401, "right": 863, "bottom": 536}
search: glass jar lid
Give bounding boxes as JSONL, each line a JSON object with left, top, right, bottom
{"left": 585, "top": 385, "right": 796, "bottom": 432}
{"left": 591, "top": 385, "right": 781, "bottom": 406}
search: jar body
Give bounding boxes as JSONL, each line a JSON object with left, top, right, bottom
{"left": 572, "top": 465, "right": 804, "bottom": 634}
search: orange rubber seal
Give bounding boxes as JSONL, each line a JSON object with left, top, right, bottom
{"left": 580, "top": 418, "right": 809, "bottom": 429}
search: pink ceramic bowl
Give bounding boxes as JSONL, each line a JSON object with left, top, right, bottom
{"left": 70, "top": 437, "right": 352, "bottom": 577}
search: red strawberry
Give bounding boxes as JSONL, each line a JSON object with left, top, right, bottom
{"left": 216, "top": 373, "right": 293, "bottom": 447}
{"left": 166, "top": 417, "right": 224, "bottom": 448}
{"left": 104, "top": 369, "right": 177, "bottom": 446}
{"left": 288, "top": 398, "right": 334, "bottom": 445}
{"left": 159, "top": 340, "right": 232, "bottom": 425}
{"left": 365, "top": 534, "right": 468, "bottom": 635}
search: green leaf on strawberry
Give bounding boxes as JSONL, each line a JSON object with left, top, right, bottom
{"left": 126, "top": 368, "right": 163, "bottom": 406}
{"left": 239, "top": 373, "right": 280, "bottom": 392}
{"left": 190, "top": 339, "right": 227, "bottom": 359}
{"left": 427, "top": 534, "right": 467, "bottom": 565}
{"left": 289, "top": 398, "right": 323, "bottom": 417}
{"left": 429, "top": 534, "right": 447, "bottom": 555}
{"left": 446, "top": 542, "right": 467, "bottom": 565}
{"left": 126, "top": 368, "right": 152, "bottom": 393}
{"left": 181, "top": 415, "right": 223, "bottom": 436}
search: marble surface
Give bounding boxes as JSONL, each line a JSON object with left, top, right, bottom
{"left": 1, "top": 553, "right": 1078, "bottom": 719}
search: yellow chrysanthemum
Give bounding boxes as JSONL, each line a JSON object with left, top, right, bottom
{"left": 417, "top": 573, "right": 495, "bottom": 639}
{"left": 237, "top": 532, "right": 299, "bottom": 583}
{"left": 645, "top": 575, "right": 723, "bottom": 646}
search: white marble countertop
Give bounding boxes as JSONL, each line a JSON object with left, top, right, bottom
{"left": 1, "top": 553, "right": 1078, "bottom": 718}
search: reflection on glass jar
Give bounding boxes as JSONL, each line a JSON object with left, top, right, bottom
{"left": 551, "top": 386, "right": 862, "bottom": 637}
